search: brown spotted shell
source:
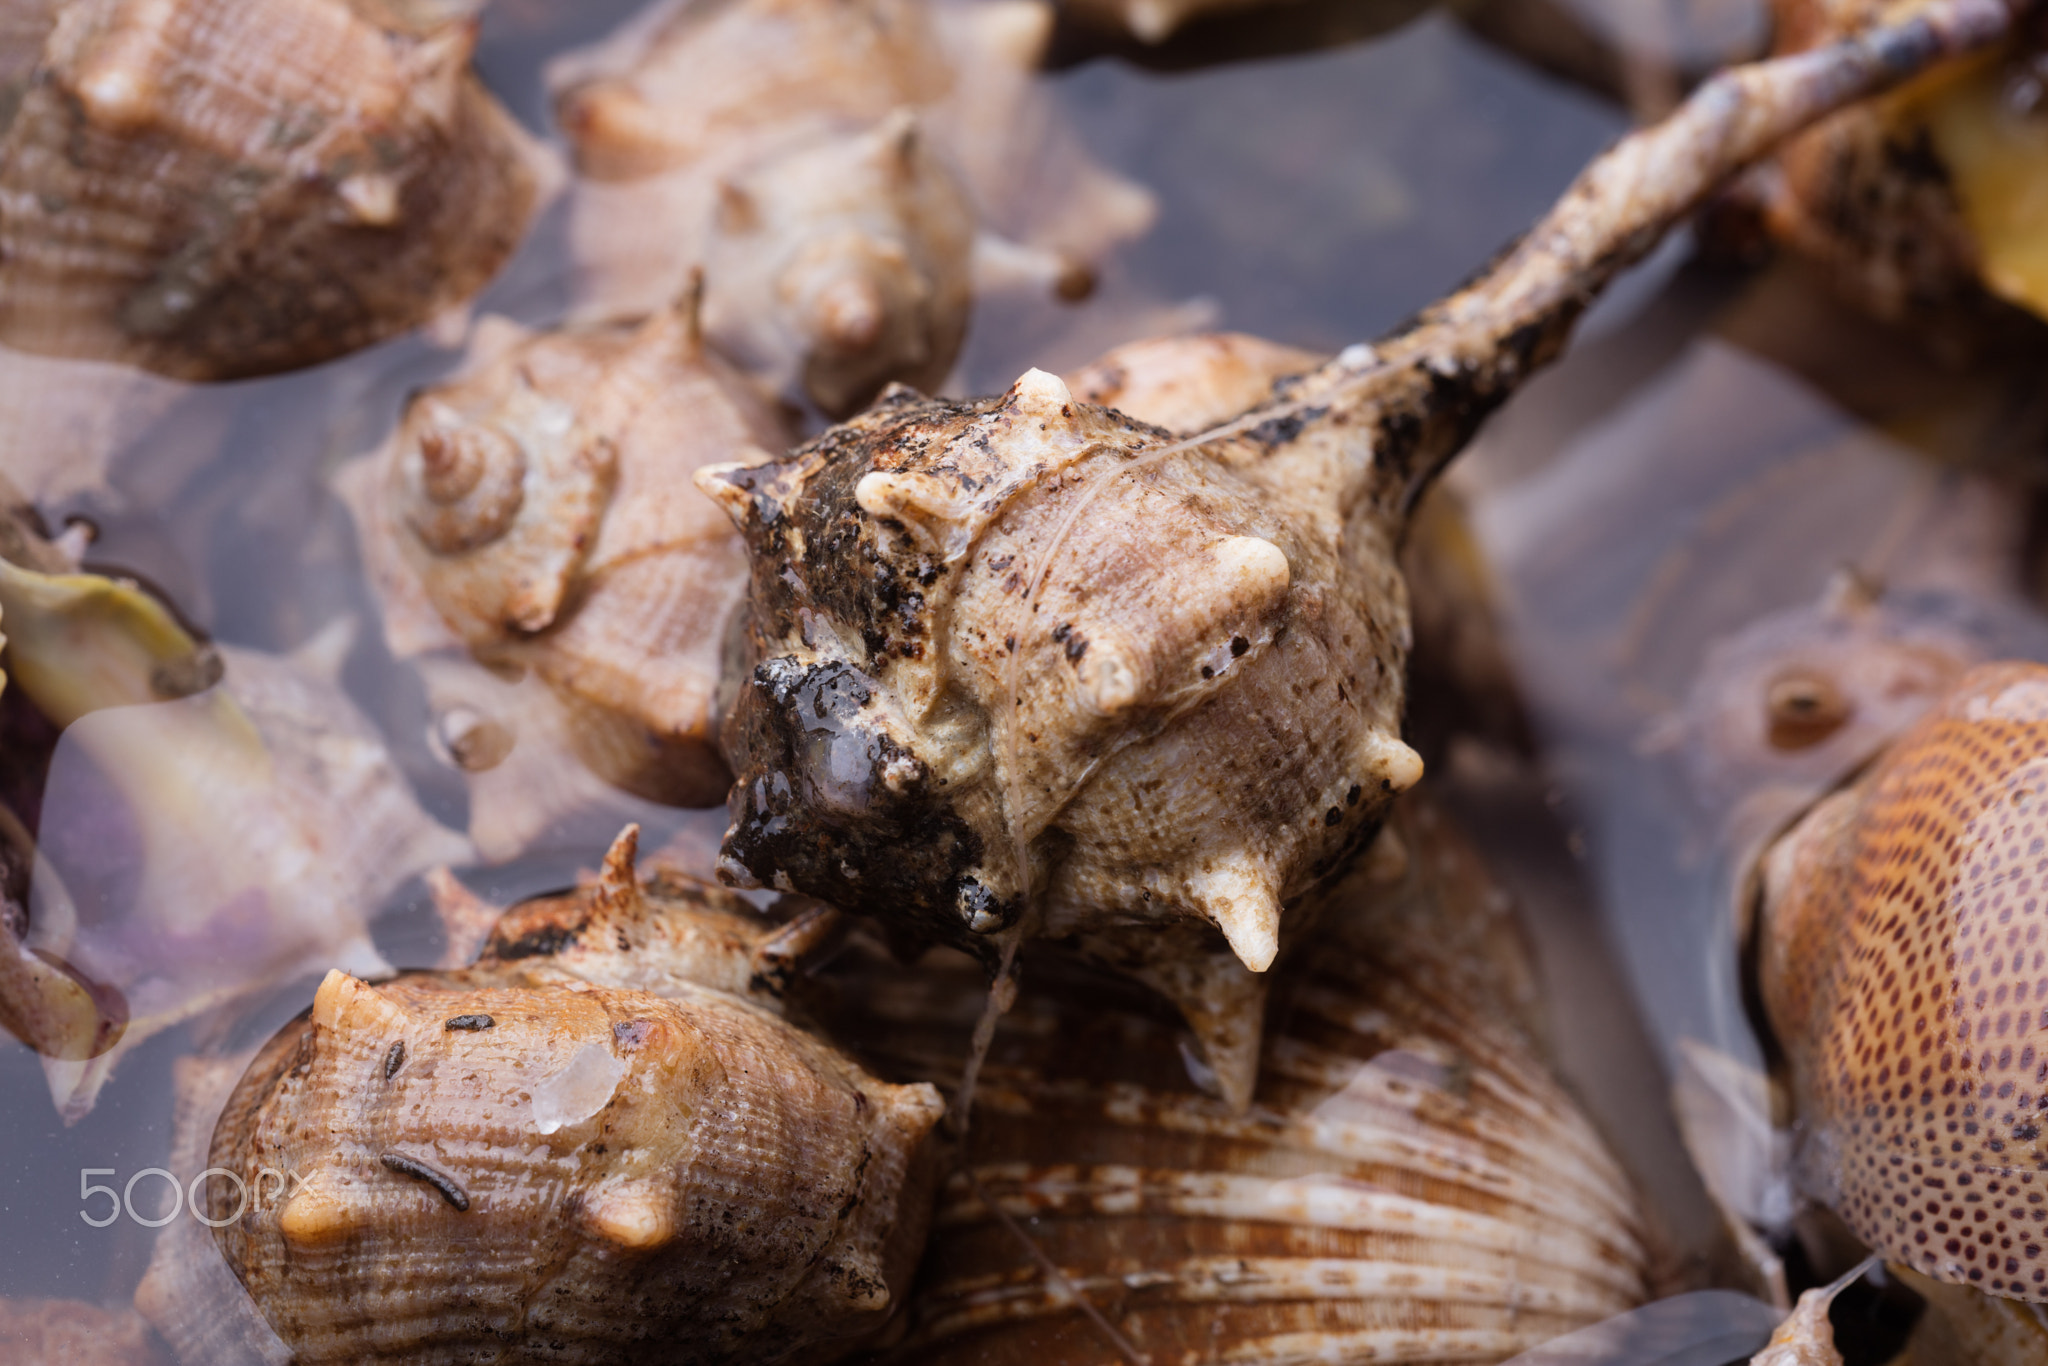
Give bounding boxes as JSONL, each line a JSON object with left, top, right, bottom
{"left": 204, "top": 828, "right": 945, "bottom": 1365}
{"left": 819, "top": 797, "right": 1653, "bottom": 1364}
{"left": 343, "top": 305, "right": 792, "bottom": 816}
{"left": 0, "top": 0, "right": 545, "bottom": 380}
{"left": 1758, "top": 661, "right": 2048, "bottom": 1300}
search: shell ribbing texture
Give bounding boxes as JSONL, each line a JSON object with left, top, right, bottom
{"left": 829, "top": 804, "right": 1652, "bottom": 1364}
{"left": 0, "top": 0, "right": 540, "bottom": 379}
{"left": 1761, "top": 661, "right": 2048, "bottom": 1301}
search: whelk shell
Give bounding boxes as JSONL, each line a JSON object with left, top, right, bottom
{"left": 824, "top": 797, "right": 1653, "bottom": 1364}
{"left": 341, "top": 300, "right": 791, "bottom": 832}
{"left": 0, "top": 0, "right": 547, "bottom": 379}
{"left": 694, "top": 12, "right": 2018, "bottom": 1111}
{"left": 188, "top": 827, "right": 945, "bottom": 1365}
{"left": 550, "top": 0, "right": 1154, "bottom": 415}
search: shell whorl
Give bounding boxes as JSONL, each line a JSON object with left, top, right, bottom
{"left": 208, "top": 841, "right": 944, "bottom": 1364}
{"left": 399, "top": 405, "right": 528, "bottom": 554}
{"left": 1759, "top": 660, "right": 2048, "bottom": 1300}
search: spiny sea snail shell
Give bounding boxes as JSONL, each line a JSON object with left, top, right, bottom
{"left": 204, "top": 827, "right": 945, "bottom": 1364}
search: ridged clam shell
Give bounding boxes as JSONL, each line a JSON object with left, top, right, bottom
{"left": 200, "top": 829, "right": 945, "bottom": 1365}
{"left": 821, "top": 798, "right": 1653, "bottom": 1364}
{"left": 0, "top": 0, "right": 544, "bottom": 379}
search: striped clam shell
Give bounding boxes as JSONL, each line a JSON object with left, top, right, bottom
{"left": 826, "top": 797, "right": 1655, "bottom": 1364}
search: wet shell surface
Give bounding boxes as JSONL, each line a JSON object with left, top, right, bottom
{"left": 550, "top": 0, "right": 1155, "bottom": 414}
{"left": 342, "top": 303, "right": 792, "bottom": 821}
{"left": 200, "top": 828, "right": 945, "bottom": 1365}
{"left": 821, "top": 797, "right": 1653, "bottom": 1363}
{"left": 1757, "top": 660, "right": 2048, "bottom": 1300}
{"left": 697, "top": 362, "right": 1423, "bottom": 1112}
{"left": 0, "top": 0, "right": 546, "bottom": 380}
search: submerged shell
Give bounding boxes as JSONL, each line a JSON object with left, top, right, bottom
{"left": 0, "top": 0, "right": 546, "bottom": 380}
{"left": 0, "top": 552, "right": 469, "bottom": 1118}
{"left": 0, "top": 1297, "right": 172, "bottom": 1366}
{"left": 701, "top": 109, "right": 975, "bottom": 418}
{"left": 342, "top": 304, "right": 791, "bottom": 831}
{"left": 1757, "top": 661, "right": 2048, "bottom": 1300}
{"left": 200, "top": 828, "right": 944, "bottom": 1365}
{"left": 551, "top": 0, "right": 1155, "bottom": 415}
{"left": 822, "top": 797, "right": 1652, "bottom": 1363}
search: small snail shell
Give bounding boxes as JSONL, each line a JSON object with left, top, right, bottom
{"left": 0, "top": 0, "right": 546, "bottom": 379}
{"left": 0, "top": 1297, "right": 172, "bottom": 1365}
{"left": 551, "top": 0, "right": 1153, "bottom": 414}
{"left": 1757, "top": 661, "right": 2048, "bottom": 1301}
{"left": 345, "top": 302, "right": 791, "bottom": 820}
{"left": 821, "top": 798, "right": 1652, "bottom": 1363}
{"left": 205, "top": 827, "right": 944, "bottom": 1365}
{"left": 702, "top": 109, "right": 975, "bottom": 418}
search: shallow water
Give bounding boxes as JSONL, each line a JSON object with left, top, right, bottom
{"left": 6, "top": 0, "right": 2032, "bottom": 1354}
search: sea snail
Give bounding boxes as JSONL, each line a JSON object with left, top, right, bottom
{"left": 343, "top": 299, "right": 792, "bottom": 823}
{"left": 551, "top": 0, "right": 1154, "bottom": 416}
{"left": 202, "top": 827, "right": 946, "bottom": 1364}
{"left": 695, "top": 4, "right": 2022, "bottom": 1112}
{"left": 0, "top": 0, "right": 546, "bottom": 380}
